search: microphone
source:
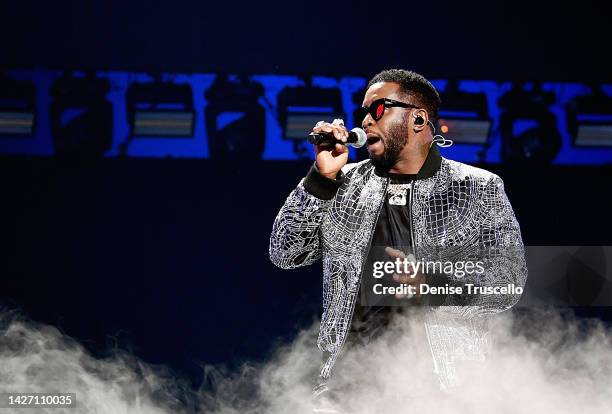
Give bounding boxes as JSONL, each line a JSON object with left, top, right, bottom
{"left": 308, "top": 127, "right": 367, "bottom": 149}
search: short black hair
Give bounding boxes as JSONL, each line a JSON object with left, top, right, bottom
{"left": 367, "top": 69, "right": 441, "bottom": 121}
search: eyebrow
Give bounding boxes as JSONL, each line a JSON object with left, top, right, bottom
{"left": 362, "top": 95, "right": 379, "bottom": 106}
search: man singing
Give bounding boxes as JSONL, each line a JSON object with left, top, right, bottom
{"left": 269, "top": 69, "right": 527, "bottom": 403}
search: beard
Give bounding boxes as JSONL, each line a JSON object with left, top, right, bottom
{"left": 369, "top": 118, "right": 410, "bottom": 171}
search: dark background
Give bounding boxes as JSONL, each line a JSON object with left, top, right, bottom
{"left": 2, "top": 0, "right": 610, "bottom": 81}
{"left": 1, "top": 0, "right": 611, "bottom": 387}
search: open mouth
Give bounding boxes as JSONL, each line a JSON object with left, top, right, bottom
{"left": 367, "top": 134, "right": 381, "bottom": 145}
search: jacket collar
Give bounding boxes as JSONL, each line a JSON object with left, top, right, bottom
{"left": 373, "top": 144, "right": 442, "bottom": 180}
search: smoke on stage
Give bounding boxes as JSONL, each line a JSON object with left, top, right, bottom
{"left": 0, "top": 307, "right": 611, "bottom": 413}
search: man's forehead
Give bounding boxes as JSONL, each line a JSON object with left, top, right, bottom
{"left": 363, "top": 82, "right": 401, "bottom": 105}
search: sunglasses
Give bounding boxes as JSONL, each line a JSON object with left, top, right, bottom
{"left": 356, "top": 98, "right": 419, "bottom": 125}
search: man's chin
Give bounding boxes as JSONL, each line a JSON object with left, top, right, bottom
{"left": 369, "top": 153, "right": 394, "bottom": 171}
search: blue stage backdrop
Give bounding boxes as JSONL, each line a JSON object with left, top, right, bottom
{"left": 1, "top": 70, "right": 611, "bottom": 165}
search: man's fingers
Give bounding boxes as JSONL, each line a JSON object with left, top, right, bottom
{"left": 313, "top": 121, "right": 348, "bottom": 143}
{"left": 393, "top": 272, "right": 414, "bottom": 284}
{"left": 331, "top": 120, "right": 348, "bottom": 142}
{"left": 312, "top": 125, "right": 334, "bottom": 134}
{"left": 385, "top": 247, "right": 407, "bottom": 260}
{"left": 313, "top": 123, "right": 347, "bottom": 134}
{"left": 333, "top": 128, "right": 347, "bottom": 142}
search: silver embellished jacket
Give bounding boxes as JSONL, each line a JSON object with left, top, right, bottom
{"left": 269, "top": 147, "right": 527, "bottom": 389}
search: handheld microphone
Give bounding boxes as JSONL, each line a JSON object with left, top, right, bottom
{"left": 308, "top": 127, "right": 367, "bottom": 149}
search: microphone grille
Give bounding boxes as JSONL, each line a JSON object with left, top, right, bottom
{"left": 350, "top": 127, "right": 367, "bottom": 148}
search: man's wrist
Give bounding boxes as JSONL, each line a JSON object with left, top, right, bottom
{"left": 319, "top": 170, "right": 338, "bottom": 180}
{"left": 303, "top": 163, "right": 345, "bottom": 200}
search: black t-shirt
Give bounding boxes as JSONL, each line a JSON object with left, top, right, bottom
{"left": 349, "top": 172, "right": 418, "bottom": 344}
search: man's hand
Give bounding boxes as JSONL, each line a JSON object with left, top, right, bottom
{"left": 312, "top": 118, "right": 349, "bottom": 180}
{"left": 385, "top": 247, "right": 427, "bottom": 300}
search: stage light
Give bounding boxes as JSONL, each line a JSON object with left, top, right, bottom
{"left": 50, "top": 72, "right": 113, "bottom": 160}
{"left": 498, "top": 82, "right": 562, "bottom": 163}
{"left": 566, "top": 85, "right": 612, "bottom": 148}
{"left": 204, "top": 74, "right": 266, "bottom": 161}
{"left": 278, "top": 79, "right": 344, "bottom": 158}
{"left": 438, "top": 80, "right": 491, "bottom": 145}
{"left": 0, "top": 73, "right": 36, "bottom": 136}
{"left": 127, "top": 82, "right": 194, "bottom": 137}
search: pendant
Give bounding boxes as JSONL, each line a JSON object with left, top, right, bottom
{"left": 389, "top": 193, "right": 407, "bottom": 206}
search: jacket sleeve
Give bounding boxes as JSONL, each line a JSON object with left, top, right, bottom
{"left": 269, "top": 164, "right": 345, "bottom": 269}
{"left": 433, "top": 174, "right": 527, "bottom": 318}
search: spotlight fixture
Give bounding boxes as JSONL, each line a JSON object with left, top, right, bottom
{"left": 127, "top": 81, "right": 194, "bottom": 137}
{"left": 49, "top": 72, "right": 112, "bottom": 159}
{"left": 438, "top": 80, "right": 491, "bottom": 145}
{"left": 0, "top": 73, "right": 36, "bottom": 136}
{"left": 498, "top": 82, "right": 562, "bottom": 163}
{"left": 278, "top": 79, "right": 344, "bottom": 158}
{"left": 566, "top": 85, "right": 612, "bottom": 148}
{"left": 204, "top": 74, "right": 265, "bottom": 161}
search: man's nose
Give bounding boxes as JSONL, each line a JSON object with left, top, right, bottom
{"left": 362, "top": 113, "right": 375, "bottom": 130}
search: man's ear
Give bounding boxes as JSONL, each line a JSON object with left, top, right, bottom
{"left": 412, "top": 109, "right": 428, "bottom": 132}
